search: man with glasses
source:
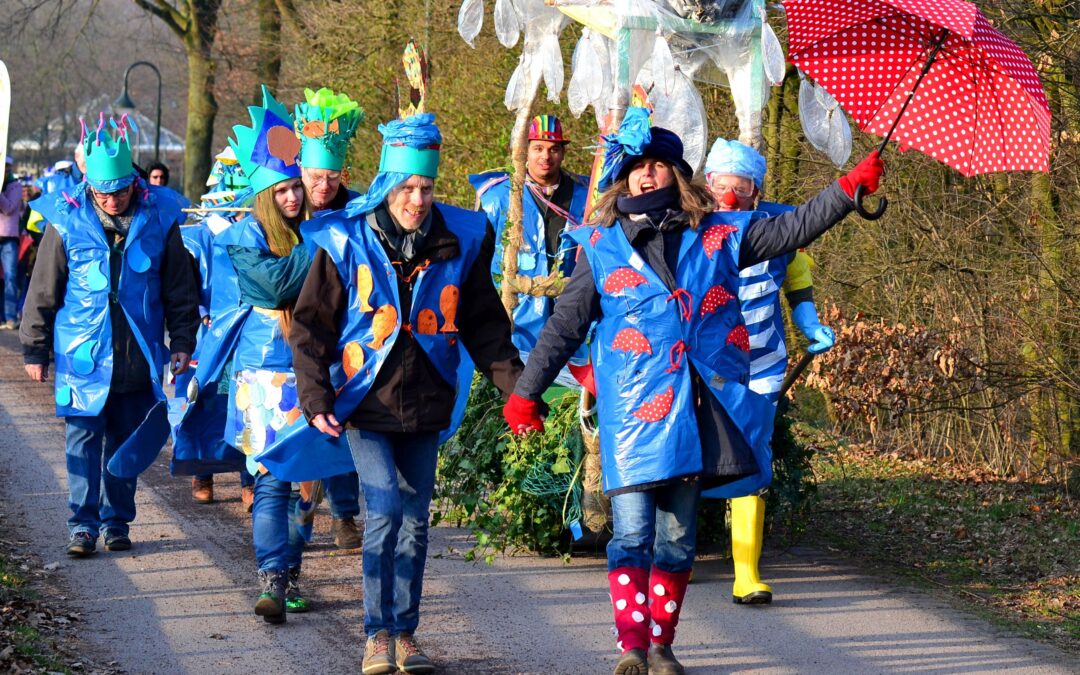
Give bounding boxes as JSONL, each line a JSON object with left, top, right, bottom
{"left": 701, "top": 138, "right": 836, "bottom": 606}
{"left": 21, "top": 115, "right": 199, "bottom": 558}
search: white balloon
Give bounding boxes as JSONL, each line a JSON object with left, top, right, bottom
{"left": 761, "top": 20, "right": 786, "bottom": 86}
{"left": 799, "top": 78, "right": 832, "bottom": 152}
{"left": 457, "top": 0, "right": 484, "bottom": 48}
{"left": 494, "top": 0, "right": 520, "bottom": 48}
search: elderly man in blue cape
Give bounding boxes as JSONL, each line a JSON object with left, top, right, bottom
{"left": 470, "top": 114, "right": 592, "bottom": 385}
{"left": 20, "top": 114, "right": 200, "bottom": 558}
{"left": 700, "top": 138, "right": 836, "bottom": 606}
{"left": 273, "top": 112, "right": 523, "bottom": 675}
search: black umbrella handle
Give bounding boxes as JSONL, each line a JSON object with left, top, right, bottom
{"left": 854, "top": 184, "right": 887, "bottom": 220}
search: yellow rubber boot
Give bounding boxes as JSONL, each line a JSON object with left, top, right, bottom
{"left": 730, "top": 495, "right": 773, "bottom": 605}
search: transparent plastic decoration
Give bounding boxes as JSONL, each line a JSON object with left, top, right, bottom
{"left": 798, "top": 76, "right": 831, "bottom": 152}
{"left": 494, "top": 0, "right": 521, "bottom": 48}
{"left": 760, "top": 19, "right": 785, "bottom": 86}
{"left": 591, "top": 34, "right": 615, "bottom": 126}
{"left": 458, "top": 0, "right": 484, "bottom": 48}
{"left": 827, "top": 109, "right": 852, "bottom": 167}
{"left": 650, "top": 32, "right": 677, "bottom": 97}
{"left": 650, "top": 68, "right": 709, "bottom": 173}
{"left": 540, "top": 33, "right": 565, "bottom": 102}
{"left": 569, "top": 30, "right": 605, "bottom": 117}
{"left": 505, "top": 52, "right": 535, "bottom": 110}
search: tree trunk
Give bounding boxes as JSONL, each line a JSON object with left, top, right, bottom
{"left": 255, "top": 0, "right": 282, "bottom": 102}
{"left": 180, "top": 3, "right": 222, "bottom": 202}
{"left": 500, "top": 99, "right": 536, "bottom": 315}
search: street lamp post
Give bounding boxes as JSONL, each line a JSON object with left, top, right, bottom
{"left": 112, "top": 61, "right": 162, "bottom": 163}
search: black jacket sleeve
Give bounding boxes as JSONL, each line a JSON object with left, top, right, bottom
{"left": 514, "top": 254, "right": 600, "bottom": 401}
{"left": 290, "top": 248, "right": 347, "bottom": 418}
{"left": 161, "top": 224, "right": 201, "bottom": 355}
{"left": 740, "top": 183, "right": 853, "bottom": 268}
{"left": 20, "top": 225, "right": 66, "bottom": 365}
{"left": 458, "top": 225, "right": 524, "bottom": 398}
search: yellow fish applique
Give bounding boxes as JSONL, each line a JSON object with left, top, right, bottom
{"left": 357, "top": 264, "right": 375, "bottom": 312}
{"left": 343, "top": 341, "right": 365, "bottom": 379}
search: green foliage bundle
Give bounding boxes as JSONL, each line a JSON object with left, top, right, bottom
{"left": 437, "top": 377, "right": 583, "bottom": 563}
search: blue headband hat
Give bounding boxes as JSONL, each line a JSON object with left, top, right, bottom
{"left": 82, "top": 113, "right": 138, "bottom": 192}
{"left": 344, "top": 112, "right": 441, "bottom": 217}
{"left": 704, "top": 138, "right": 767, "bottom": 189}
{"left": 598, "top": 107, "right": 694, "bottom": 190}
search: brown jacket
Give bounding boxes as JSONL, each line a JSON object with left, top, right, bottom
{"left": 290, "top": 202, "right": 523, "bottom": 433}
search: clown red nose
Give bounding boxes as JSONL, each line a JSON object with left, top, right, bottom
{"left": 721, "top": 189, "right": 739, "bottom": 208}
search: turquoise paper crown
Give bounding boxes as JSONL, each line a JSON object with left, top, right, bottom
{"left": 295, "top": 87, "right": 364, "bottom": 171}
{"left": 82, "top": 113, "right": 135, "bottom": 184}
{"left": 229, "top": 85, "right": 301, "bottom": 195}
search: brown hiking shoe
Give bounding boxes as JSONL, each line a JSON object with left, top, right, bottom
{"left": 331, "top": 516, "right": 363, "bottom": 550}
{"left": 395, "top": 632, "right": 435, "bottom": 673}
{"left": 362, "top": 630, "right": 396, "bottom": 675}
{"left": 191, "top": 477, "right": 214, "bottom": 504}
{"left": 241, "top": 485, "right": 255, "bottom": 512}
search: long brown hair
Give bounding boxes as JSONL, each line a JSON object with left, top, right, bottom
{"left": 252, "top": 181, "right": 306, "bottom": 336}
{"left": 589, "top": 167, "right": 716, "bottom": 230}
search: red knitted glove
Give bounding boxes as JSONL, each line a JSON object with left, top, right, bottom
{"left": 503, "top": 393, "right": 545, "bottom": 434}
{"left": 838, "top": 151, "right": 885, "bottom": 198}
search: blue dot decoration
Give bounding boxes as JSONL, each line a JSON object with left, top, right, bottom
{"left": 72, "top": 340, "right": 97, "bottom": 375}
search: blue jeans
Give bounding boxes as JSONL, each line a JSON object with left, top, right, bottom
{"left": 325, "top": 471, "right": 360, "bottom": 519}
{"left": 607, "top": 480, "right": 702, "bottom": 573}
{"left": 0, "top": 237, "right": 18, "bottom": 322}
{"left": 347, "top": 429, "right": 440, "bottom": 636}
{"left": 64, "top": 390, "right": 156, "bottom": 538}
{"left": 251, "top": 471, "right": 305, "bottom": 571}
{"left": 194, "top": 472, "right": 254, "bottom": 487}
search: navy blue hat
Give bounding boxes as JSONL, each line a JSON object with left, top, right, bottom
{"left": 599, "top": 109, "right": 694, "bottom": 189}
{"left": 615, "top": 127, "right": 694, "bottom": 183}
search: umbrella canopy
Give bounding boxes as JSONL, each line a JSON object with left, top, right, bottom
{"left": 785, "top": 0, "right": 1050, "bottom": 177}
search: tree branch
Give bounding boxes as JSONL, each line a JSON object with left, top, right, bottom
{"left": 130, "top": 0, "right": 186, "bottom": 36}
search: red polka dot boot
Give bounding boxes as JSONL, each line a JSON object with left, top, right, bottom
{"left": 646, "top": 567, "right": 691, "bottom": 675}
{"left": 607, "top": 566, "right": 650, "bottom": 675}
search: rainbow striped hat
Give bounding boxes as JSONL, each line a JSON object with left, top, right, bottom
{"left": 528, "top": 115, "right": 569, "bottom": 144}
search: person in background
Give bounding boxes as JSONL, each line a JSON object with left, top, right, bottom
{"left": 147, "top": 161, "right": 170, "bottom": 187}
{"left": 0, "top": 158, "right": 26, "bottom": 329}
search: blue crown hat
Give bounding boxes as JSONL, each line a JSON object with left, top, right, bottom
{"left": 344, "top": 113, "right": 442, "bottom": 217}
{"left": 705, "top": 138, "right": 767, "bottom": 189}
{"left": 598, "top": 107, "right": 694, "bottom": 190}
{"left": 229, "top": 85, "right": 301, "bottom": 195}
{"left": 82, "top": 113, "right": 138, "bottom": 192}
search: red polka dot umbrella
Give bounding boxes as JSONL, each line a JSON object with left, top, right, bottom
{"left": 785, "top": 0, "right": 1051, "bottom": 218}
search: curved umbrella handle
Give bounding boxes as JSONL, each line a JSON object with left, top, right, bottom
{"left": 854, "top": 184, "right": 887, "bottom": 220}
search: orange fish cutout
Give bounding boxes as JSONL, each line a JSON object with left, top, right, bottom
{"left": 343, "top": 341, "right": 365, "bottom": 379}
{"left": 301, "top": 120, "right": 326, "bottom": 138}
{"left": 357, "top": 264, "right": 375, "bottom": 312}
{"left": 266, "top": 126, "right": 301, "bottom": 166}
{"left": 416, "top": 308, "right": 438, "bottom": 335}
{"left": 368, "top": 305, "right": 398, "bottom": 349}
{"left": 439, "top": 285, "right": 460, "bottom": 333}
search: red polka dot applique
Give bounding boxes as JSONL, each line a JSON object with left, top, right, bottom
{"left": 633, "top": 386, "right": 675, "bottom": 422}
{"left": 590, "top": 229, "right": 602, "bottom": 246}
{"left": 699, "top": 285, "right": 735, "bottom": 317}
{"left": 612, "top": 327, "right": 653, "bottom": 355}
{"left": 726, "top": 325, "right": 750, "bottom": 353}
{"left": 702, "top": 224, "right": 739, "bottom": 259}
{"left": 603, "top": 267, "right": 648, "bottom": 295}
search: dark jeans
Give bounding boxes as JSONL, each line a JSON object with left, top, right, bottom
{"left": 607, "top": 480, "right": 702, "bottom": 573}
{"left": 325, "top": 471, "right": 361, "bottom": 519}
{"left": 194, "top": 472, "right": 254, "bottom": 487}
{"left": 0, "top": 237, "right": 18, "bottom": 322}
{"left": 346, "top": 429, "right": 439, "bottom": 636}
{"left": 64, "top": 389, "right": 156, "bottom": 537}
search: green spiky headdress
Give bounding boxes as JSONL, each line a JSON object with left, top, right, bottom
{"left": 295, "top": 87, "right": 364, "bottom": 171}
{"left": 229, "top": 85, "right": 301, "bottom": 195}
{"left": 82, "top": 113, "right": 136, "bottom": 191}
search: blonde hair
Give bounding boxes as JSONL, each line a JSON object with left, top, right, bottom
{"left": 252, "top": 182, "right": 306, "bottom": 335}
{"left": 589, "top": 168, "right": 716, "bottom": 230}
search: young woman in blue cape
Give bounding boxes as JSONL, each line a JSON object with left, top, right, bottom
{"left": 286, "top": 113, "right": 523, "bottom": 675}
{"left": 173, "top": 87, "right": 317, "bottom": 624}
{"left": 503, "top": 108, "right": 884, "bottom": 675}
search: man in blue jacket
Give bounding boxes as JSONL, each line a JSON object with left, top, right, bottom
{"left": 21, "top": 115, "right": 199, "bottom": 558}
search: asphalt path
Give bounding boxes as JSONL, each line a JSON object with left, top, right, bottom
{"left": 0, "top": 331, "right": 1075, "bottom": 674}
